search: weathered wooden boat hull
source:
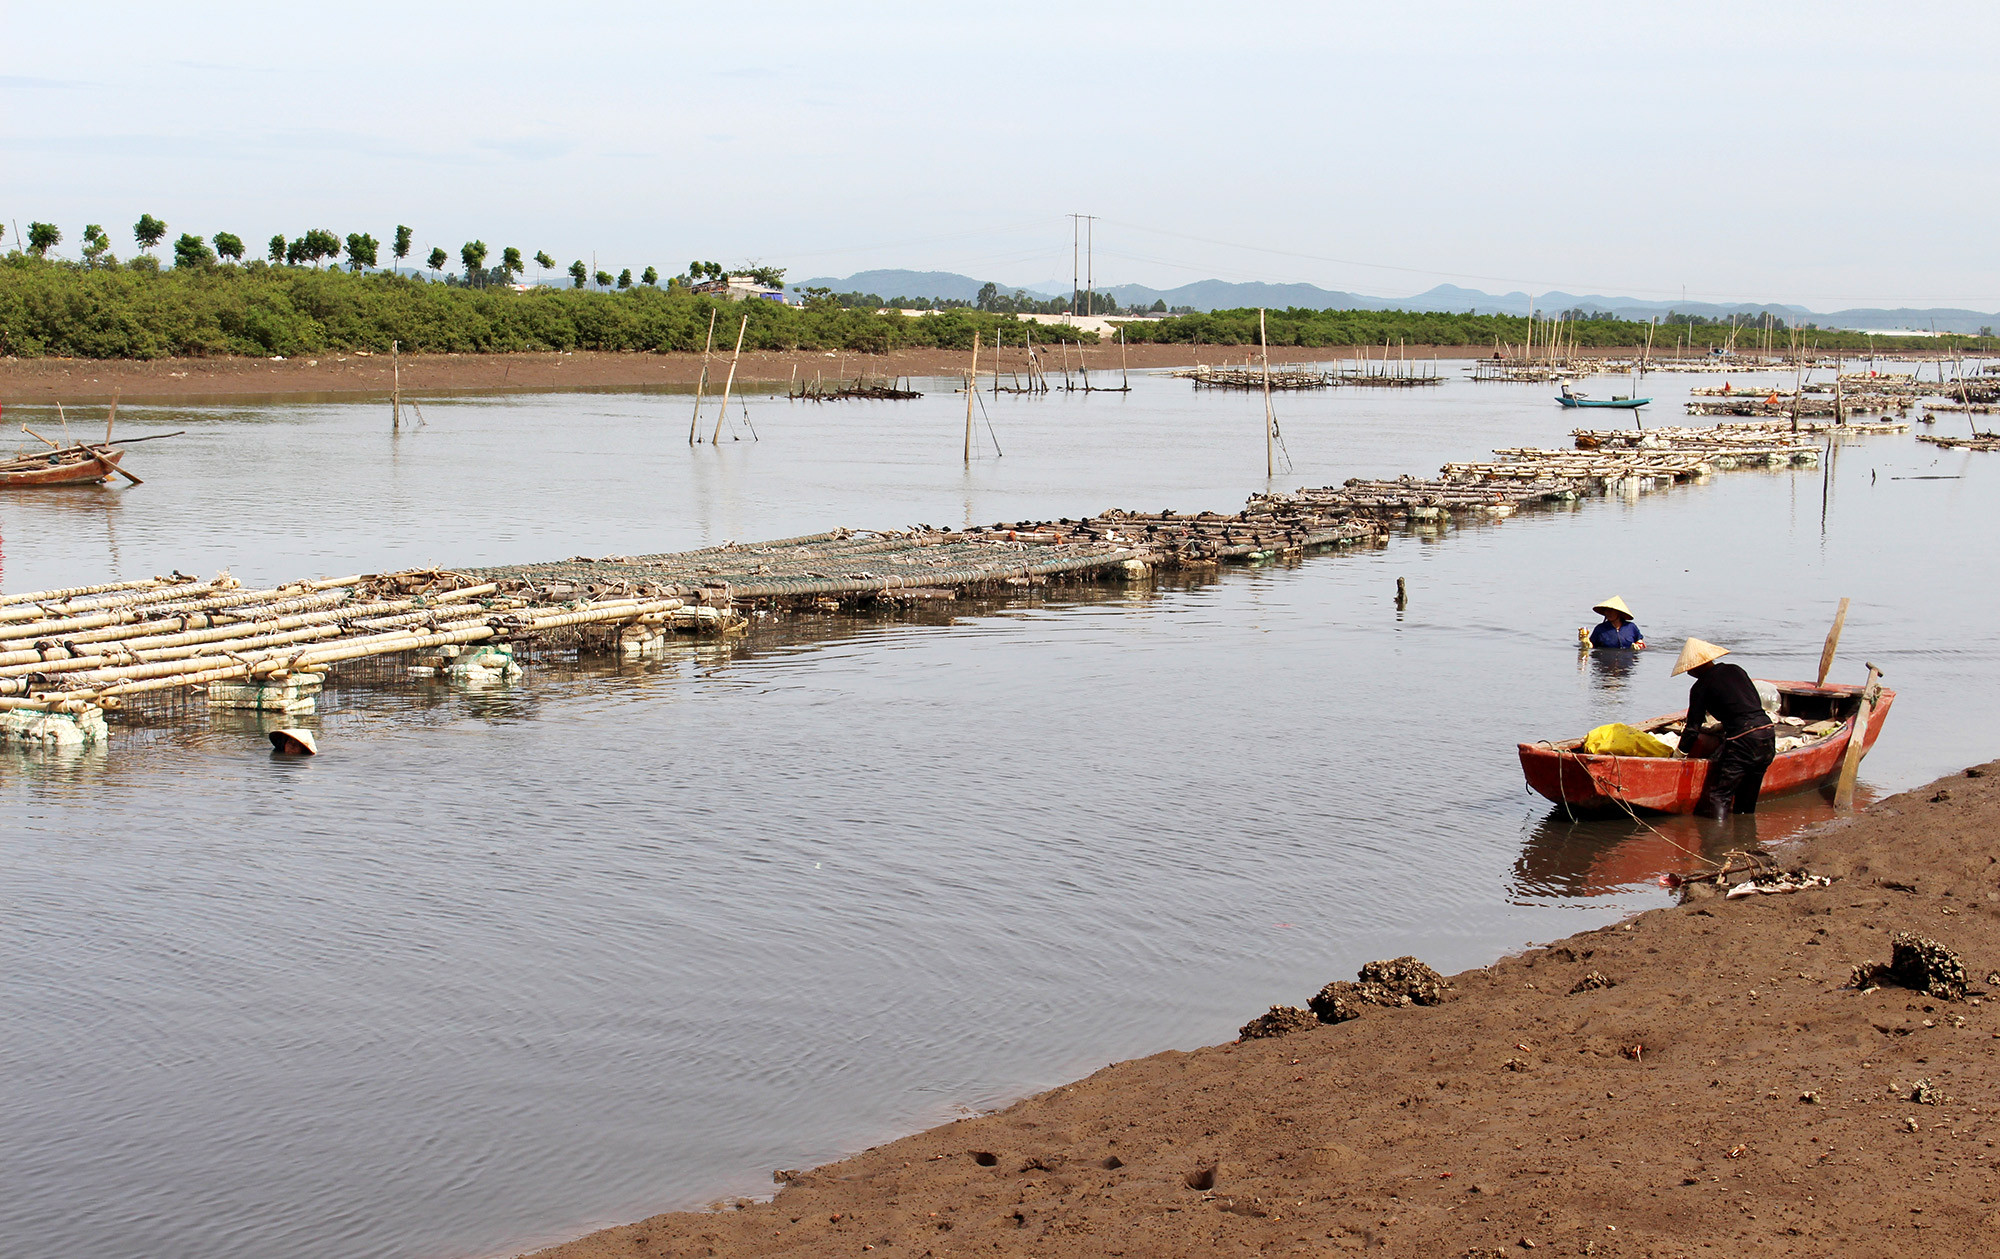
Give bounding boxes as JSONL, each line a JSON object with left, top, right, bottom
{"left": 1556, "top": 396, "right": 1653, "bottom": 409}
{"left": 0, "top": 450, "right": 124, "bottom": 487}
{"left": 1517, "top": 680, "right": 1895, "bottom": 813}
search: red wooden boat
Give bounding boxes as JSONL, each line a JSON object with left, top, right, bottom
{"left": 1519, "top": 679, "right": 1895, "bottom": 814}
{"left": 0, "top": 445, "right": 128, "bottom": 487}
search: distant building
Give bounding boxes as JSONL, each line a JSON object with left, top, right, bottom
{"left": 692, "top": 275, "right": 788, "bottom": 303}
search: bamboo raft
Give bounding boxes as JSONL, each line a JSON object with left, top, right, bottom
{"left": 1180, "top": 365, "right": 1335, "bottom": 390}
{"left": 0, "top": 418, "right": 1846, "bottom": 750}
{"left": 1917, "top": 433, "right": 2000, "bottom": 451}
{"left": 788, "top": 376, "right": 922, "bottom": 402}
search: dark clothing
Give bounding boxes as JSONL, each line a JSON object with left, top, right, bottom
{"left": 1589, "top": 619, "right": 1644, "bottom": 649}
{"left": 1684, "top": 661, "right": 1769, "bottom": 738}
{"left": 1685, "top": 661, "right": 1776, "bottom": 818}
{"left": 1698, "top": 724, "right": 1775, "bottom": 818}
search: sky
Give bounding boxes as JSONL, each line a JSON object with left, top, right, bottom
{"left": 7, "top": 1, "right": 2000, "bottom": 310}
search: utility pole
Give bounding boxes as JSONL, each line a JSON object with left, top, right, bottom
{"left": 1068, "top": 213, "right": 1097, "bottom": 316}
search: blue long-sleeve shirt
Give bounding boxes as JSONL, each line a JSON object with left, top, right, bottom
{"left": 1589, "top": 619, "right": 1644, "bottom": 649}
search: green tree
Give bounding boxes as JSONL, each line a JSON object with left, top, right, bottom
{"left": 568, "top": 259, "right": 587, "bottom": 288}
{"left": 460, "top": 240, "right": 487, "bottom": 283}
{"left": 976, "top": 281, "right": 999, "bottom": 311}
{"left": 1150, "top": 298, "right": 1167, "bottom": 312}
{"left": 213, "top": 232, "right": 245, "bottom": 263}
{"left": 534, "top": 250, "right": 555, "bottom": 272}
{"left": 268, "top": 234, "right": 287, "bottom": 264}
{"left": 501, "top": 246, "right": 523, "bottom": 278}
{"left": 286, "top": 237, "right": 307, "bottom": 265}
{"left": 297, "top": 229, "right": 340, "bottom": 267}
{"left": 26, "top": 222, "right": 61, "bottom": 256}
{"left": 172, "top": 232, "right": 216, "bottom": 268}
{"left": 133, "top": 214, "right": 167, "bottom": 253}
{"left": 81, "top": 224, "right": 112, "bottom": 267}
{"left": 742, "top": 264, "right": 785, "bottom": 287}
{"left": 393, "top": 225, "right": 413, "bottom": 264}
{"left": 617, "top": 268, "right": 633, "bottom": 289}
{"left": 641, "top": 265, "right": 658, "bottom": 286}
{"left": 345, "top": 232, "right": 379, "bottom": 272}
{"left": 594, "top": 269, "right": 613, "bottom": 289}
{"left": 427, "top": 246, "right": 448, "bottom": 273}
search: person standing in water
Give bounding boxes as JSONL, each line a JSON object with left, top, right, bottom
{"left": 1584, "top": 596, "right": 1646, "bottom": 650}
{"left": 1672, "top": 637, "right": 1776, "bottom": 819}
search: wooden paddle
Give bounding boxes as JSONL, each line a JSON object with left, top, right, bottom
{"left": 1832, "top": 662, "right": 1883, "bottom": 810}
{"left": 1816, "top": 597, "right": 1850, "bottom": 687}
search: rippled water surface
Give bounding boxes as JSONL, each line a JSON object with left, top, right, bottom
{"left": 4, "top": 363, "right": 1997, "bottom": 1259}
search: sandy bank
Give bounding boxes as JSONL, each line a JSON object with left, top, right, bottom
{"left": 0, "top": 345, "right": 1631, "bottom": 404}
{"left": 531, "top": 763, "right": 2000, "bottom": 1258}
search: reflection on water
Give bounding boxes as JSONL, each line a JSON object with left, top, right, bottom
{"left": 2, "top": 367, "right": 1996, "bottom": 1259}
{"left": 1583, "top": 647, "right": 1644, "bottom": 694}
{"left": 1512, "top": 781, "right": 1877, "bottom": 899}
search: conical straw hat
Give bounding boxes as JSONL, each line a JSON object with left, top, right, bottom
{"left": 1671, "top": 638, "right": 1729, "bottom": 676}
{"left": 269, "top": 728, "right": 318, "bottom": 755}
{"left": 1592, "top": 595, "right": 1634, "bottom": 619}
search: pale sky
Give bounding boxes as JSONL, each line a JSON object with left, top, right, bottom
{"left": 8, "top": 1, "right": 1999, "bottom": 310}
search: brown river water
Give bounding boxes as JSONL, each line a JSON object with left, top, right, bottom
{"left": 2, "top": 364, "right": 1994, "bottom": 1258}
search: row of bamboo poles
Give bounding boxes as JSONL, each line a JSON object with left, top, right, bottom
{"left": 0, "top": 571, "right": 736, "bottom": 714}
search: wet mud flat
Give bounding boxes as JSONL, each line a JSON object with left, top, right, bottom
{"left": 533, "top": 763, "right": 2000, "bottom": 1258}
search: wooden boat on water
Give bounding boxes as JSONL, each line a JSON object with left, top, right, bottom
{"left": 0, "top": 444, "right": 131, "bottom": 487}
{"left": 1556, "top": 392, "right": 1652, "bottom": 410}
{"left": 1518, "top": 679, "right": 1895, "bottom": 813}
{"left": 0, "top": 428, "right": 182, "bottom": 488}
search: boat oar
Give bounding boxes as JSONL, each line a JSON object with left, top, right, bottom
{"left": 1816, "top": 597, "right": 1849, "bottom": 687}
{"left": 96, "top": 452, "right": 143, "bottom": 486}
{"left": 1832, "top": 662, "right": 1884, "bottom": 810}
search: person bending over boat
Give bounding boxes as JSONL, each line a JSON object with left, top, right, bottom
{"left": 1584, "top": 595, "right": 1645, "bottom": 650}
{"left": 1671, "top": 638, "right": 1775, "bottom": 819}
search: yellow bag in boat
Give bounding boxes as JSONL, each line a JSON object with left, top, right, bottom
{"left": 1583, "top": 722, "right": 1676, "bottom": 758}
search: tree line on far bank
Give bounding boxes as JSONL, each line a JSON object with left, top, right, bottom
{"left": 0, "top": 253, "right": 1099, "bottom": 359}
{"left": 1119, "top": 306, "right": 1994, "bottom": 355}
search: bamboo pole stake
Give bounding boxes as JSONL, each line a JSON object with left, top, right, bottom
{"left": 106, "top": 392, "right": 119, "bottom": 445}
{"left": 964, "top": 331, "right": 980, "bottom": 466}
{"left": 391, "top": 341, "right": 401, "bottom": 429}
{"left": 1816, "top": 597, "right": 1850, "bottom": 687}
{"left": 1260, "top": 309, "right": 1275, "bottom": 477}
{"left": 689, "top": 308, "right": 718, "bottom": 445}
{"left": 710, "top": 315, "right": 748, "bottom": 445}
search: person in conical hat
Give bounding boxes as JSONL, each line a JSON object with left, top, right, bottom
{"left": 1583, "top": 595, "right": 1646, "bottom": 650}
{"left": 1671, "top": 638, "right": 1775, "bottom": 819}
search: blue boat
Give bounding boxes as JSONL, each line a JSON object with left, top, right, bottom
{"left": 1556, "top": 389, "right": 1651, "bottom": 410}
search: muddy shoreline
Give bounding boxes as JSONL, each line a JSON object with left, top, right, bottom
{"left": 529, "top": 763, "right": 2000, "bottom": 1258}
{"left": 0, "top": 345, "right": 1641, "bottom": 404}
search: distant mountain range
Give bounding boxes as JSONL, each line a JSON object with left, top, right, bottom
{"left": 794, "top": 270, "right": 1997, "bottom": 334}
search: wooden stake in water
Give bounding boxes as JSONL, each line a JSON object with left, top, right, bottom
{"left": 710, "top": 315, "right": 748, "bottom": 445}
{"left": 1259, "top": 308, "right": 1275, "bottom": 477}
{"left": 1816, "top": 596, "right": 1850, "bottom": 687}
{"left": 689, "top": 308, "right": 717, "bottom": 445}
{"left": 106, "top": 392, "right": 119, "bottom": 445}
{"left": 964, "top": 331, "right": 980, "bottom": 467}
{"left": 391, "top": 341, "right": 401, "bottom": 429}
